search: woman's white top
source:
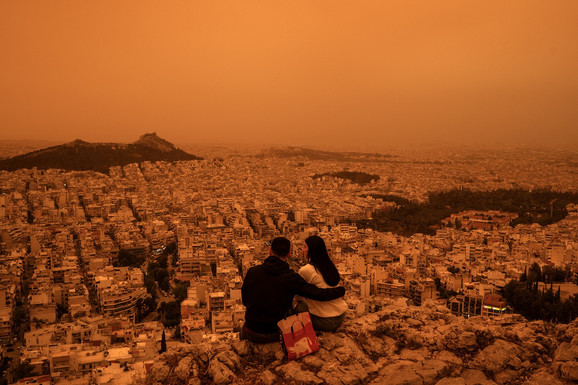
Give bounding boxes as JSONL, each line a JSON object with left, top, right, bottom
{"left": 298, "top": 264, "right": 348, "bottom": 317}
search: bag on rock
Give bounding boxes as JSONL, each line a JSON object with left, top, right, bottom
{"left": 277, "top": 312, "right": 319, "bottom": 360}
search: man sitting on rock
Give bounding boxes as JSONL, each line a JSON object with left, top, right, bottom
{"left": 241, "top": 237, "right": 346, "bottom": 343}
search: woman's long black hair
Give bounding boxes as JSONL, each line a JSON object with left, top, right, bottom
{"left": 305, "top": 235, "right": 340, "bottom": 286}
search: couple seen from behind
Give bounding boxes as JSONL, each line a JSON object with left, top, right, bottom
{"left": 241, "top": 236, "right": 347, "bottom": 343}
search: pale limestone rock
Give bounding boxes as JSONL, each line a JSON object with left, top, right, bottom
{"left": 400, "top": 348, "right": 430, "bottom": 362}
{"left": 275, "top": 360, "right": 323, "bottom": 384}
{"left": 434, "top": 351, "right": 463, "bottom": 367}
{"left": 300, "top": 354, "right": 325, "bottom": 369}
{"left": 523, "top": 369, "right": 563, "bottom": 385}
{"left": 493, "top": 368, "right": 522, "bottom": 384}
{"left": 191, "top": 343, "right": 214, "bottom": 364}
{"left": 251, "top": 341, "right": 283, "bottom": 359}
{"left": 422, "top": 360, "right": 450, "bottom": 379}
{"left": 349, "top": 313, "right": 381, "bottom": 334}
{"left": 259, "top": 369, "right": 277, "bottom": 385}
{"left": 435, "top": 378, "right": 466, "bottom": 385}
{"left": 174, "top": 355, "right": 197, "bottom": 382}
{"left": 206, "top": 350, "right": 240, "bottom": 385}
{"left": 461, "top": 369, "right": 497, "bottom": 385}
{"left": 362, "top": 334, "right": 396, "bottom": 358}
{"left": 317, "top": 362, "right": 370, "bottom": 385}
{"left": 318, "top": 333, "right": 343, "bottom": 351}
{"left": 407, "top": 318, "right": 424, "bottom": 327}
{"left": 213, "top": 350, "right": 241, "bottom": 371}
{"left": 471, "top": 339, "right": 524, "bottom": 374}
{"left": 207, "top": 358, "right": 236, "bottom": 384}
{"left": 457, "top": 332, "right": 477, "bottom": 348}
{"left": 231, "top": 339, "right": 251, "bottom": 356}
{"left": 553, "top": 342, "right": 578, "bottom": 362}
{"left": 370, "top": 360, "right": 424, "bottom": 385}
{"left": 371, "top": 365, "right": 424, "bottom": 385}
{"left": 518, "top": 340, "right": 548, "bottom": 356}
{"left": 559, "top": 361, "right": 578, "bottom": 381}
{"left": 326, "top": 335, "right": 377, "bottom": 373}
{"left": 148, "top": 360, "right": 170, "bottom": 383}
{"left": 406, "top": 331, "right": 426, "bottom": 349}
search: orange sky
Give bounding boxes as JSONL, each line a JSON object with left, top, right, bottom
{"left": 1, "top": 1, "right": 577, "bottom": 148}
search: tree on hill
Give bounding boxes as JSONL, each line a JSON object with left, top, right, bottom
{"left": 159, "top": 330, "right": 167, "bottom": 354}
{"left": 502, "top": 279, "right": 578, "bottom": 323}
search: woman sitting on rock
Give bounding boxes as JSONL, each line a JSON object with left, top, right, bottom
{"left": 295, "top": 235, "right": 348, "bottom": 332}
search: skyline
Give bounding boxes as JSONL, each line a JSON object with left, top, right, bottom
{"left": 1, "top": 1, "right": 578, "bottom": 149}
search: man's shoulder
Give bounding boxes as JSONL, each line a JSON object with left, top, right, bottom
{"left": 245, "top": 264, "right": 264, "bottom": 275}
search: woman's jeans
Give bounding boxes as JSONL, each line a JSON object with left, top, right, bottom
{"left": 294, "top": 301, "right": 346, "bottom": 332}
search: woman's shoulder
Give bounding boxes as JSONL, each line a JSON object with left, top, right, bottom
{"left": 299, "top": 264, "right": 315, "bottom": 274}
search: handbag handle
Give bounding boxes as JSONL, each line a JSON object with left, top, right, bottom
{"left": 290, "top": 320, "right": 306, "bottom": 334}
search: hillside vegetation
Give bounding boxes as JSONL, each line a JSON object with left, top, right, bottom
{"left": 356, "top": 189, "right": 578, "bottom": 236}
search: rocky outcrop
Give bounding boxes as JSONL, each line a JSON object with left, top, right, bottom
{"left": 0, "top": 133, "right": 202, "bottom": 173}
{"left": 145, "top": 299, "right": 578, "bottom": 385}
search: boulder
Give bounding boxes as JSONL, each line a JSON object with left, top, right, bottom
{"left": 461, "top": 369, "right": 497, "bottom": 385}
{"left": 148, "top": 360, "right": 171, "bottom": 383}
{"left": 493, "top": 368, "right": 522, "bottom": 385}
{"left": 400, "top": 348, "right": 430, "bottom": 362}
{"left": 407, "top": 318, "right": 425, "bottom": 327}
{"left": 300, "top": 354, "right": 325, "bottom": 369}
{"left": 558, "top": 361, "right": 578, "bottom": 381}
{"left": 471, "top": 339, "right": 524, "bottom": 374}
{"left": 251, "top": 341, "right": 284, "bottom": 360}
{"left": 434, "top": 351, "right": 463, "bottom": 367}
{"left": 174, "top": 355, "right": 197, "bottom": 382}
{"left": 231, "top": 339, "right": 251, "bottom": 356}
{"left": 275, "top": 360, "right": 323, "bottom": 384}
{"left": 207, "top": 358, "right": 236, "bottom": 384}
{"left": 553, "top": 342, "right": 578, "bottom": 362}
{"left": 214, "top": 350, "right": 241, "bottom": 370}
{"left": 457, "top": 332, "right": 477, "bottom": 348}
{"left": 259, "top": 369, "right": 277, "bottom": 385}
{"left": 361, "top": 334, "right": 396, "bottom": 358}
{"left": 523, "top": 369, "right": 563, "bottom": 385}
{"left": 371, "top": 360, "right": 424, "bottom": 385}
{"left": 317, "top": 362, "right": 370, "bottom": 385}
{"left": 435, "top": 378, "right": 466, "bottom": 385}
{"left": 323, "top": 334, "right": 377, "bottom": 373}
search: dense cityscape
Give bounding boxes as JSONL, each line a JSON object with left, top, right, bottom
{"left": 1, "top": 142, "right": 577, "bottom": 384}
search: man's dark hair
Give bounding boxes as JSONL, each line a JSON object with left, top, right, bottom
{"left": 271, "top": 237, "right": 291, "bottom": 257}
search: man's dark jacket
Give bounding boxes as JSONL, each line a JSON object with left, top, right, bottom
{"left": 242, "top": 255, "right": 346, "bottom": 333}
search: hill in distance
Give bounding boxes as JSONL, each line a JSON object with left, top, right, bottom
{"left": 0, "top": 133, "right": 202, "bottom": 173}
{"left": 259, "top": 146, "right": 397, "bottom": 162}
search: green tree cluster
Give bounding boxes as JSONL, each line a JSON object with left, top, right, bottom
{"left": 433, "top": 277, "right": 458, "bottom": 300}
{"left": 159, "top": 301, "right": 181, "bottom": 327}
{"left": 312, "top": 171, "right": 380, "bottom": 185}
{"left": 114, "top": 249, "right": 145, "bottom": 268}
{"left": 502, "top": 279, "right": 578, "bottom": 323}
{"left": 356, "top": 188, "right": 578, "bottom": 236}
{"left": 172, "top": 280, "right": 190, "bottom": 303}
{"left": 447, "top": 266, "right": 460, "bottom": 274}
{"left": 147, "top": 262, "right": 170, "bottom": 292}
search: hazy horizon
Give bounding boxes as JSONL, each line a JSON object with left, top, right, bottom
{"left": 1, "top": 1, "right": 577, "bottom": 150}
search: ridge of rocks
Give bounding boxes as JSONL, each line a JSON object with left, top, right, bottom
{"left": 146, "top": 299, "right": 578, "bottom": 385}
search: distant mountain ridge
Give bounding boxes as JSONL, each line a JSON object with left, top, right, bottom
{"left": 0, "top": 133, "right": 202, "bottom": 173}
{"left": 260, "top": 146, "right": 397, "bottom": 162}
